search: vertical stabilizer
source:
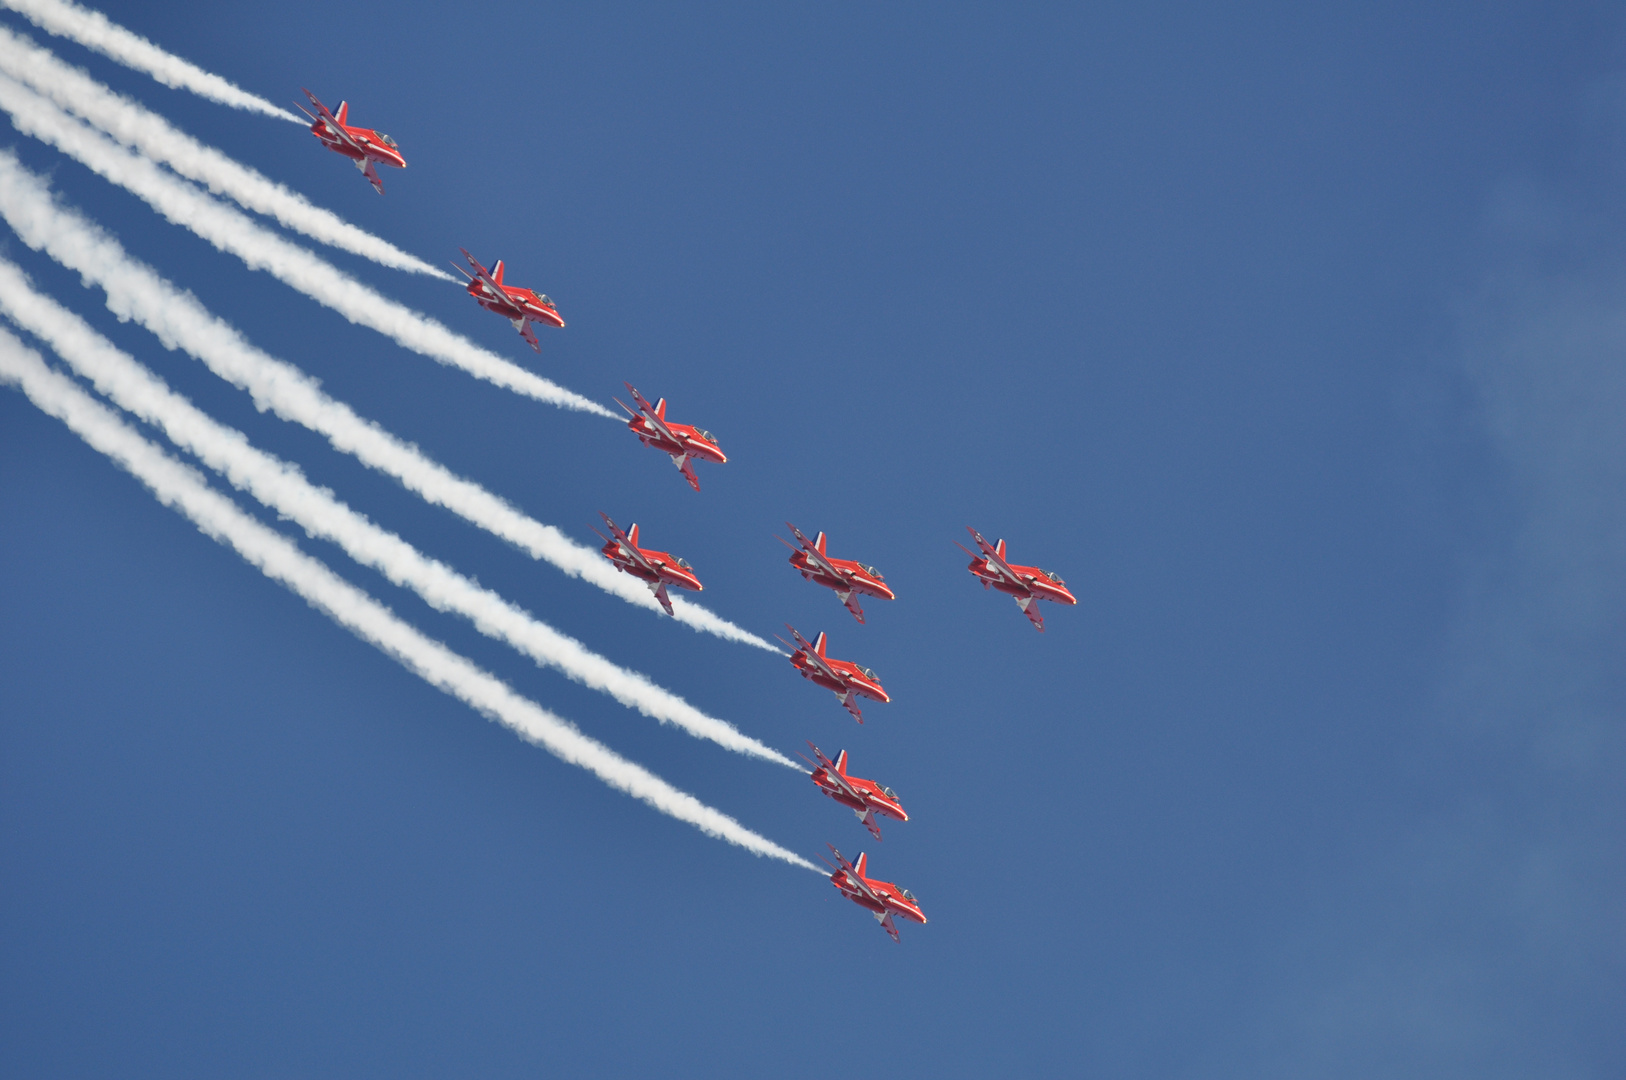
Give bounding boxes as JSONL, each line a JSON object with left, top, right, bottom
{"left": 491, "top": 259, "right": 505, "bottom": 285}
{"left": 813, "top": 631, "right": 828, "bottom": 657}
{"left": 335, "top": 101, "right": 349, "bottom": 125}
{"left": 853, "top": 852, "right": 868, "bottom": 878}
{"left": 995, "top": 538, "right": 1007, "bottom": 560}
{"left": 655, "top": 398, "right": 667, "bottom": 419}
{"left": 626, "top": 523, "right": 640, "bottom": 546}
{"left": 815, "top": 531, "right": 828, "bottom": 555}
{"left": 834, "top": 749, "right": 849, "bottom": 775}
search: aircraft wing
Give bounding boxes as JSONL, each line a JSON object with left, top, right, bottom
{"left": 361, "top": 159, "right": 384, "bottom": 194}
{"left": 825, "top": 845, "right": 884, "bottom": 909}
{"left": 785, "top": 522, "right": 846, "bottom": 582}
{"left": 517, "top": 318, "right": 540, "bottom": 352}
{"left": 458, "top": 249, "right": 509, "bottom": 302}
{"left": 300, "top": 89, "right": 366, "bottom": 155}
{"left": 877, "top": 910, "right": 900, "bottom": 942}
{"left": 966, "top": 527, "right": 1028, "bottom": 591}
{"left": 805, "top": 742, "right": 863, "bottom": 802}
{"left": 784, "top": 624, "right": 841, "bottom": 682}
{"left": 623, "top": 383, "right": 681, "bottom": 446}
{"left": 597, "top": 514, "right": 658, "bottom": 576}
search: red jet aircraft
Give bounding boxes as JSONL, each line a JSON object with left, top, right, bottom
{"left": 802, "top": 743, "right": 908, "bottom": 841}
{"left": 958, "top": 527, "right": 1077, "bottom": 632}
{"left": 613, "top": 383, "right": 727, "bottom": 492}
{"left": 777, "top": 625, "right": 888, "bottom": 723}
{"left": 777, "top": 523, "right": 894, "bottom": 624}
{"left": 453, "top": 249, "right": 564, "bottom": 353}
{"left": 590, "top": 513, "right": 702, "bottom": 617}
{"left": 296, "top": 90, "right": 405, "bottom": 194}
{"left": 823, "top": 845, "right": 926, "bottom": 942}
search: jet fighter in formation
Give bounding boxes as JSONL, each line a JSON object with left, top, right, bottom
{"left": 296, "top": 90, "right": 404, "bottom": 194}
{"left": 824, "top": 846, "right": 927, "bottom": 942}
{"left": 453, "top": 249, "right": 565, "bottom": 352}
{"left": 615, "top": 383, "right": 727, "bottom": 491}
{"left": 778, "top": 625, "right": 888, "bottom": 723}
{"left": 592, "top": 513, "right": 702, "bottom": 616}
{"left": 803, "top": 743, "right": 907, "bottom": 841}
{"left": 778, "top": 523, "right": 894, "bottom": 623}
{"left": 959, "top": 527, "right": 1077, "bottom": 632}
{"left": 288, "top": 87, "right": 1100, "bottom": 946}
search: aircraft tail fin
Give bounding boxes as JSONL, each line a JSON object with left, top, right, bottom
{"left": 834, "top": 749, "right": 848, "bottom": 774}
{"left": 995, "top": 538, "right": 1007, "bottom": 560}
{"left": 335, "top": 101, "right": 349, "bottom": 125}
{"left": 813, "top": 631, "right": 827, "bottom": 657}
{"left": 654, "top": 397, "right": 667, "bottom": 419}
{"left": 491, "top": 259, "right": 505, "bottom": 286}
{"left": 853, "top": 852, "right": 868, "bottom": 878}
{"left": 626, "top": 522, "right": 639, "bottom": 546}
{"left": 814, "top": 531, "right": 828, "bottom": 555}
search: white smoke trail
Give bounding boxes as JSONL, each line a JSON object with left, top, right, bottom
{"left": 0, "top": 26, "right": 449, "bottom": 278}
{"left": 0, "top": 72, "right": 611, "bottom": 416}
{"left": 0, "top": 149, "right": 779, "bottom": 652}
{"left": 0, "top": 256, "right": 796, "bottom": 768}
{"left": 0, "top": 0, "right": 300, "bottom": 122}
{"left": 0, "top": 326, "right": 819, "bottom": 870}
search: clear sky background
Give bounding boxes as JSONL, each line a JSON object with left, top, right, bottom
{"left": 1, "top": 2, "right": 1622, "bottom": 1076}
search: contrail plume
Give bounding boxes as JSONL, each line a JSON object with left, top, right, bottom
{"left": 0, "top": 0, "right": 300, "bottom": 122}
{"left": 0, "top": 26, "right": 450, "bottom": 278}
{"left": 0, "top": 72, "right": 612, "bottom": 416}
{"left": 0, "top": 256, "right": 797, "bottom": 769}
{"left": 0, "top": 150, "right": 779, "bottom": 652}
{"left": 0, "top": 326, "right": 820, "bottom": 871}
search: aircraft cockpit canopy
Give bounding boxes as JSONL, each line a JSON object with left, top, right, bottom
{"left": 1044, "top": 570, "right": 1063, "bottom": 584}
{"left": 695, "top": 429, "right": 717, "bottom": 444}
{"left": 674, "top": 557, "right": 692, "bottom": 570}
{"left": 900, "top": 889, "right": 916, "bottom": 902}
{"left": 536, "top": 294, "right": 554, "bottom": 306}
{"left": 859, "top": 666, "right": 877, "bottom": 681}
{"left": 377, "top": 133, "right": 397, "bottom": 148}
{"left": 882, "top": 786, "right": 897, "bottom": 800}
{"left": 860, "top": 563, "right": 881, "bottom": 578}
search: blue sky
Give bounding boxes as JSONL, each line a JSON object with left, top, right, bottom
{"left": 1, "top": 2, "right": 1622, "bottom": 1076}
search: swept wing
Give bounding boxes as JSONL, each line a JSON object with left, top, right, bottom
{"left": 299, "top": 89, "right": 366, "bottom": 156}
{"left": 964, "top": 527, "right": 1028, "bottom": 590}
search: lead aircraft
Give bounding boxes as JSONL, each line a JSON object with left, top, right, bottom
{"left": 591, "top": 513, "right": 702, "bottom": 616}
{"left": 778, "top": 523, "right": 894, "bottom": 623}
{"left": 802, "top": 743, "right": 908, "bottom": 840}
{"left": 958, "top": 527, "right": 1077, "bottom": 631}
{"left": 453, "top": 249, "right": 564, "bottom": 353}
{"left": 614, "top": 383, "right": 727, "bottom": 491}
{"left": 823, "top": 845, "right": 927, "bottom": 942}
{"left": 777, "top": 625, "right": 888, "bottom": 723}
{"left": 296, "top": 90, "right": 405, "bottom": 194}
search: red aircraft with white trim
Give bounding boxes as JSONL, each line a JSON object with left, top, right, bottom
{"left": 776, "top": 625, "right": 888, "bottom": 723}
{"left": 958, "top": 527, "right": 1077, "bottom": 632}
{"left": 613, "top": 383, "right": 727, "bottom": 492}
{"left": 590, "top": 513, "right": 701, "bottom": 617}
{"left": 802, "top": 743, "right": 908, "bottom": 841}
{"left": 777, "top": 523, "right": 894, "bottom": 624}
{"left": 453, "top": 249, "right": 564, "bottom": 353}
{"left": 296, "top": 90, "right": 405, "bottom": 194}
{"left": 823, "top": 845, "right": 926, "bottom": 942}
